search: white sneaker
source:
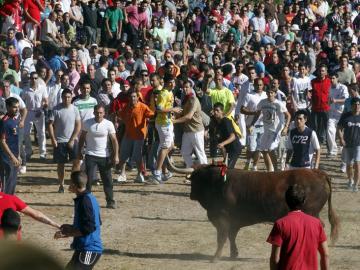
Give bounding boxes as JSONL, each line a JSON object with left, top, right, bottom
{"left": 251, "top": 166, "right": 258, "bottom": 171}
{"left": 19, "top": 166, "right": 26, "bottom": 174}
{"left": 353, "top": 185, "right": 359, "bottom": 193}
{"left": 146, "top": 173, "right": 162, "bottom": 185}
{"left": 135, "top": 173, "right": 145, "bottom": 183}
{"left": 162, "top": 172, "right": 173, "bottom": 182}
{"left": 116, "top": 174, "right": 127, "bottom": 183}
{"left": 341, "top": 163, "right": 346, "bottom": 173}
{"left": 348, "top": 179, "right": 354, "bottom": 190}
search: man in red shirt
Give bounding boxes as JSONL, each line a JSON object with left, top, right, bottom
{"left": 23, "top": 0, "right": 44, "bottom": 43}
{"left": 267, "top": 184, "right": 329, "bottom": 270}
{"left": 310, "top": 64, "right": 331, "bottom": 144}
{"left": 0, "top": 192, "right": 60, "bottom": 238}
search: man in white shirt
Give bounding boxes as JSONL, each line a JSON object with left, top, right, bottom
{"left": 240, "top": 78, "right": 267, "bottom": 171}
{"left": 78, "top": 104, "right": 119, "bottom": 209}
{"left": 47, "top": 70, "right": 64, "bottom": 111}
{"left": 72, "top": 81, "right": 98, "bottom": 125}
{"left": 108, "top": 69, "right": 121, "bottom": 98}
{"left": 94, "top": 56, "right": 109, "bottom": 85}
{"left": 254, "top": 86, "right": 291, "bottom": 171}
{"left": 22, "top": 72, "right": 48, "bottom": 160}
{"left": 327, "top": 73, "right": 348, "bottom": 156}
{"left": 292, "top": 64, "right": 312, "bottom": 111}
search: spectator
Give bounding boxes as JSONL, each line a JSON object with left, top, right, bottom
{"left": 267, "top": 184, "right": 329, "bottom": 270}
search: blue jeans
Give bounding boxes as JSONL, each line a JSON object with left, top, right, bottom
{"left": 0, "top": 160, "right": 18, "bottom": 194}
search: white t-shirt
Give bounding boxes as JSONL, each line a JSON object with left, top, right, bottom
{"left": 22, "top": 86, "right": 48, "bottom": 110}
{"left": 292, "top": 76, "right": 312, "bottom": 109}
{"left": 257, "top": 98, "right": 287, "bottom": 133}
{"left": 329, "top": 83, "right": 349, "bottom": 119}
{"left": 242, "top": 91, "right": 267, "bottom": 126}
{"left": 83, "top": 118, "right": 116, "bottom": 157}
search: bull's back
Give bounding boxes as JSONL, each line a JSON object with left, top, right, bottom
{"left": 225, "top": 169, "right": 330, "bottom": 224}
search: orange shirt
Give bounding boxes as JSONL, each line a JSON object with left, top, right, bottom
{"left": 119, "top": 102, "right": 154, "bottom": 140}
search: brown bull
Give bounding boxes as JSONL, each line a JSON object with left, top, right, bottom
{"left": 167, "top": 160, "right": 339, "bottom": 261}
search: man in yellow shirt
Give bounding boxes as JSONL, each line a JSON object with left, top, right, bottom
{"left": 148, "top": 74, "right": 182, "bottom": 184}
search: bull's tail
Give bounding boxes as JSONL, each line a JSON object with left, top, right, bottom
{"left": 326, "top": 175, "right": 340, "bottom": 243}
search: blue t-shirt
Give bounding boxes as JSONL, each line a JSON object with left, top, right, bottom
{"left": 0, "top": 115, "right": 19, "bottom": 162}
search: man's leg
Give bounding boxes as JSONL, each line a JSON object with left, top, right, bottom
{"left": 262, "top": 151, "right": 274, "bottom": 172}
{"left": 85, "top": 155, "right": 98, "bottom": 192}
{"left": 193, "top": 130, "right": 208, "bottom": 165}
{"left": 65, "top": 250, "right": 101, "bottom": 270}
{"left": 3, "top": 161, "right": 17, "bottom": 195}
{"left": 327, "top": 118, "right": 337, "bottom": 155}
{"left": 98, "top": 157, "right": 115, "bottom": 207}
{"left": 181, "top": 132, "right": 195, "bottom": 168}
{"left": 353, "top": 161, "right": 360, "bottom": 192}
{"left": 269, "top": 150, "right": 278, "bottom": 171}
{"left": 24, "top": 112, "right": 34, "bottom": 159}
{"left": 34, "top": 113, "right": 47, "bottom": 157}
{"left": 117, "top": 137, "right": 133, "bottom": 182}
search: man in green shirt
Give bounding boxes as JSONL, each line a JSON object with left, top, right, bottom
{"left": 0, "top": 59, "right": 19, "bottom": 87}
{"left": 103, "top": 0, "right": 123, "bottom": 48}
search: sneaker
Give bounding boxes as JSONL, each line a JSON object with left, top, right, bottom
{"left": 251, "top": 166, "right": 258, "bottom": 171}
{"left": 19, "top": 166, "right": 26, "bottom": 174}
{"left": 106, "top": 201, "right": 117, "bottom": 209}
{"left": 58, "top": 185, "right": 64, "bottom": 193}
{"left": 116, "top": 174, "right": 127, "bottom": 183}
{"left": 40, "top": 154, "right": 46, "bottom": 160}
{"left": 147, "top": 173, "right": 162, "bottom": 185}
{"left": 134, "top": 173, "right": 145, "bottom": 183}
{"left": 341, "top": 163, "right": 346, "bottom": 173}
{"left": 353, "top": 185, "right": 359, "bottom": 193}
{"left": 348, "top": 179, "right": 354, "bottom": 190}
{"left": 162, "top": 172, "right": 173, "bottom": 182}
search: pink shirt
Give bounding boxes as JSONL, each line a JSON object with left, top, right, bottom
{"left": 68, "top": 69, "right": 80, "bottom": 91}
{"left": 126, "top": 5, "right": 148, "bottom": 30}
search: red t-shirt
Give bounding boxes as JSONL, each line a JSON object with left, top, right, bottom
{"left": 311, "top": 77, "right": 331, "bottom": 112}
{"left": 0, "top": 192, "right": 27, "bottom": 221}
{"left": 267, "top": 211, "right": 327, "bottom": 270}
{"left": 23, "top": 0, "right": 41, "bottom": 24}
{"left": 109, "top": 93, "right": 129, "bottom": 115}
{"left": 139, "top": 86, "right": 153, "bottom": 105}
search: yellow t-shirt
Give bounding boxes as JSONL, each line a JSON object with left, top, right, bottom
{"left": 208, "top": 87, "right": 235, "bottom": 114}
{"left": 150, "top": 88, "right": 174, "bottom": 126}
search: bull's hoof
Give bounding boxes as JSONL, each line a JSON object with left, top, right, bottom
{"left": 230, "top": 250, "right": 239, "bottom": 259}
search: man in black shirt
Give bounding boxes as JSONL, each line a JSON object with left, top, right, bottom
{"left": 213, "top": 102, "right": 242, "bottom": 168}
{"left": 337, "top": 97, "right": 360, "bottom": 192}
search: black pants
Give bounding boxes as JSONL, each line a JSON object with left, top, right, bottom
{"left": 0, "top": 160, "right": 18, "bottom": 194}
{"left": 85, "top": 155, "right": 114, "bottom": 204}
{"left": 310, "top": 111, "right": 328, "bottom": 144}
{"left": 66, "top": 251, "right": 101, "bottom": 270}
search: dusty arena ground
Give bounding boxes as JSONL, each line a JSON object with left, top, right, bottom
{"left": 16, "top": 143, "right": 360, "bottom": 270}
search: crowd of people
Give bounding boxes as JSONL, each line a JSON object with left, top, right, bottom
{"left": 0, "top": 0, "right": 360, "bottom": 268}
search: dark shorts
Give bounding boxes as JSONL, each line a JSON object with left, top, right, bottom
{"left": 65, "top": 251, "right": 101, "bottom": 270}
{"left": 53, "top": 142, "right": 78, "bottom": 164}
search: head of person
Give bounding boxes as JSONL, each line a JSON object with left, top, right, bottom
{"left": 340, "top": 56, "right": 349, "bottom": 69}
{"left": 214, "top": 74, "right": 224, "bottom": 89}
{"left": 294, "top": 109, "right": 308, "bottom": 130}
{"left": 129, "top": 90, "right": 139, "bottom": 107}
{"left": 0, "top": 80, "right": 11, "bottom": 97}
{"left": 93, "top": 104, "right": 106, "bottom": 122}
{"left": 271, "top": 79, "right": 280, "bottom": 90}
{"left": 5, "top": 97, "right": 19, "bottom": 117}
{"left": 348, "top": 83, "right": 360, "bottom": 98}
{"left": 80, "top": 81, "right": 91, "bottom": 99}
{"left": 69, "top": 171, "right": 88, "bottom": 193}
{"left": 183, "top": 80, "right": 194, "bottom": 96}
{"left": 285, "top": 184, "right": 306, "bottom": 210}
{"left": 1, "top": 58, "right": 9, "bottom": 71}
{"left": 163, "top": 74, "right": 175, "bottom": 90}
{"left": 61, "top": 88, "right": 72, "bottom": 107}
{"left": 99, "top": 55, "right": 109, "bottom": 68}
{"left": 298, "top": 64, "right": 307, "bottom": 77}
{"left": 254, "top": 78, "right": 265, "bottom": 93}
{"left": 266, "top": 87, "right": 276, "bottom": 102}
{"left": 1, "top": 208, "right": 21, "bottom": 240}
{"left": 318, "top": 64, "right": 328, "bottom": 79}
{"left": 329, "top": 72, "right": 338, "bottom": 86}
{"left": 61, "top": 73, "right": 70, "bottom": 88}
{"left": 108, "top": 69, "right": 117, "bottom": 82}
{"left": 102, "top": 78, "right": 112, "bottom": 94}
{"left": 351, "top": 97, "right": 360, "bottom": 114}
{"left": 22, "top": 47, "right": 33, "bottom": 60}
{"left": 29, "top": 72, "right": 39, "bottom": 88}
{"left": 213, "top": 102, "right": 225, "bottom": 121}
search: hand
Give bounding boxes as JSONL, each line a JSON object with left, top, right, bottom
{"left": 234, "top": 114, "right": 239, "bottom": 121}
{"left": 107, "top": 31, "right": 113, "bottom": 39}
{"left": 60, "top": 224, "right": 74, "bottom": 235}
{"left": 52, "top": 139, "right": 58, "bottom": 148}
{"left": 339, "top": 138, "right": 346, "bottom": 147}
{"left": 112, "top": 155, "right": 119, "bottom": 166}
{"left": 54, "top": 231, "right": 67, "bottom": 239}
{"left": 67, "top": 140, "right": 74, "bottom": 150}
{"left": 172, "top": 107, "right": 183, "bottom": 114}
{"left": 77, "top": 152, "right": 84, "bottom": 160}
{"left": 247, "top": 125, "right": 254, "bottom": 134}
{"left": 11, "top": 157, "right": 20, "bottom": 167}
{"left": 19, "top": 120, "right": 25, "bottom": 128}
{"left": 281, "top": 126, "right": 288, "bottom": 136}
{"left": 217, "top": 143, "right": 225, "bottom": 149}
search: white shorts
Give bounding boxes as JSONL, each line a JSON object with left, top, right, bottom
{"left": 25, "top": 22, "right": 37, "bottom": 41}
{"left": 343, "top": 146, "right": 360, "bottom": 165}
{"left": 156, "top": 123, "right": 174, "bottom": 149}
{"left": 258, "top": 131, "right": 281, "bottom": 151}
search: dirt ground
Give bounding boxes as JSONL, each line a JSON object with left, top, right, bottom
{"left": 16, "top": 143, "right": 360, "bottom": 270}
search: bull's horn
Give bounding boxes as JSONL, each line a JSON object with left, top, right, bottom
{"left": 166, "top": 155, "right": 194, "bottom": 174}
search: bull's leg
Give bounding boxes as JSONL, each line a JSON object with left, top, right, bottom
{"left": 210, "top": 216, "right": 229, "bottom": 262}
{"left": 229, "top": 225, "right": 240, "bottom": 258}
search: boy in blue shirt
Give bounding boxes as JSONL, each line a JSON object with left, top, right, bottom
{"left": 55, "top": 171, "right": 102, "bottom": 269}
